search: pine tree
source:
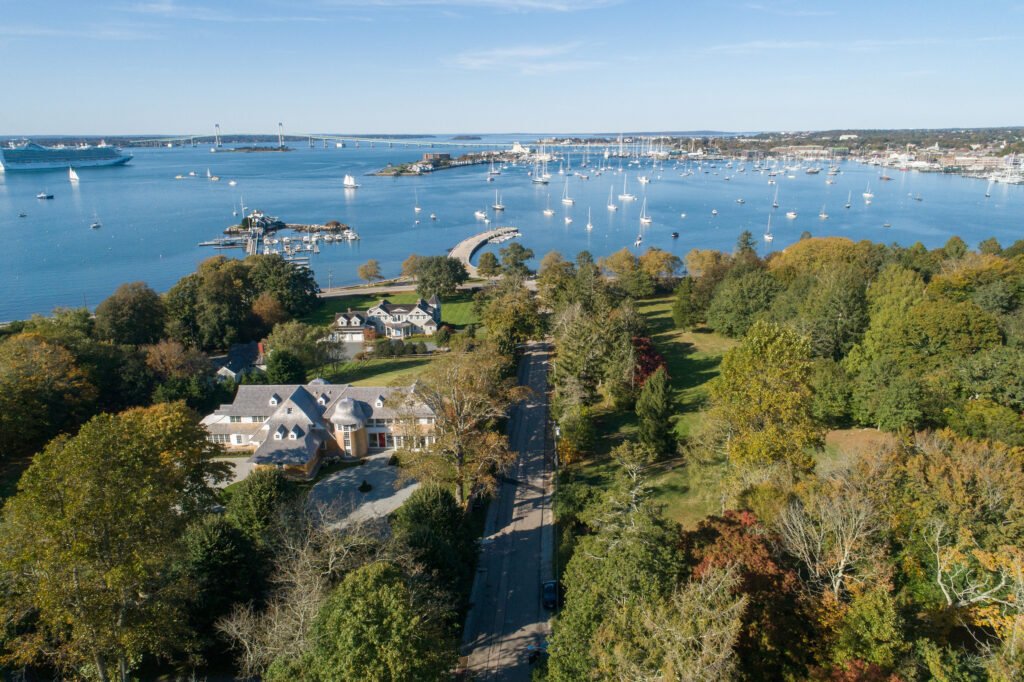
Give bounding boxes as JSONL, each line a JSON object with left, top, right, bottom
{"left": 671, "top": 276, "right": 701, "bottom": 329}
{"left": 635, "top": 366, "right": 673, "bottom": 455}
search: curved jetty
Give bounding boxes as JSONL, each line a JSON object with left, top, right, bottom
{"left": 448, "top": 227, "right": 520, "bottom": 277}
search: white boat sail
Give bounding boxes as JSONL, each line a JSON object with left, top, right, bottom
{"left": 639, "top": 197, "right": 652, "bottom": 225}
{"left": 543, "top": 194, "right": 555, "bottom": 216}
{"left": 561, "top": 177, "right": 574, "bottom": 205}
{"left": 414, "top": 189, "right": 422, "bottom": 213}
{"left": 764, "top": 215, "right": 774, "bottom": 242}
{"left": 586, "top": 207, "right": 593, "bottom": 231}
{"left": 343, "top": 174, "right": 360, "bottom": 189}
{"left": 845, "top": 190, "right": 852, "bottom": 209}
{"left": 618, "top": 175, "right": 636, "bottom": 201}
{"left": 607, "top": 186, "right": 618, "bottom": 211}
{"left": 68, "top": 167, "right": 79, "bottom": 183}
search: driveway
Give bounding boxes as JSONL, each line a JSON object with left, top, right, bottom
{"left": 214, "top": 456, "right": 256, "bottom": 488}
{"left": 309, "top": 451, "right": 420, "bottom": 527}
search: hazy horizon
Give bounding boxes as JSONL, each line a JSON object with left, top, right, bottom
{"left": 3, "top": 1, "right": 1022, "bottom": 136}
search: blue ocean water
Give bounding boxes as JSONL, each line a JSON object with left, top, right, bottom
{"left": 0, "top": 134, "right": 1021, "bottom": 321}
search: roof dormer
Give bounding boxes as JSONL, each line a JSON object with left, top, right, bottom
{"left": 273, "top": 424, "right": 287, "bottom": 440}
{"left": 269, "top": 393, "right": 280, "bottom": 406}
{"left": 289, "top": 425, "right": 303, "bottom": 440}
{"left": 318, "top": 393, "right": 329, "bottom": 406}
{"left": 375, "top": 395, "right": 385, "bottom": 408}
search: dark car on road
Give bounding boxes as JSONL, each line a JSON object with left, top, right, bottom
{"left": 542, "top": 580, "right": 563, "bottom": 610}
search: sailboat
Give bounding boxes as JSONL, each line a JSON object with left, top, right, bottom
{"left": 564, "top": 214, "right": 573, "bottom": 225}
{"left": 488, "top": 159, "right": 501, "bottom": 176}
{"left": 68, "top": 167, "right": 79, "bottom": 183}
{"left": 343, "top": 174, "right": 360, "bottom": 189}
{"left": 607, "top": 186, "right": 618, "bottom": 211}
{"left": 618, "top": 175, "right": 636, "bottom": 201}
{"left": 586, "top": 208, "right": 593, "bottom": 231}
{"left": 543, "top": 195, "right": 555, "bottom": 217}
{"left": 985, "top": 179, "right": 994, "bottom": 198}
{"left": 844, "top": 191, "right": 852, "bottom": 209}
{"left": 862, "top": 184, "right": 874, "bottom": 200}
{"left": 771, "top": 186, "right": 779, "bottom": 209}
{"left": 819, "top": 204, "right": 829, "bottom": 220}
{"left": 414, "top": 189, "right": 422, "bottom": 214}
{"left": 763, "top": 215, "right": 774, "bottom": 242}
{"left": 474, "top": 207, "right": 487, "bottom": 220}
{"left": 492, "top": 190, "right": 505, "bottom": 211}
{"left": 561, "top": 177, "right": 574, "bottom": 205}
{"left": 89, "top": 211, "right": 101, "bottom": 229}
{"left": 639, "top": 198, "right": 652, "bottom": 225}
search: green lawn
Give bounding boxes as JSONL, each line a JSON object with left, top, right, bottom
{"left": 313, "top": 356, "right": 436, "bottom": 387}
{"left": 561, "top": 294, "right": 737, "bottom": 528}
{"left": 304, "top": 291, "right": 480, "bottom": 329}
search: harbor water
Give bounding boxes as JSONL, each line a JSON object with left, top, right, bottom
{"left": 1, "top": 135, "right": 1021, "bottom": 321}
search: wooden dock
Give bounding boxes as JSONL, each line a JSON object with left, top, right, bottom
{"left": 448, "top": 227, "right": 520, "bottom": 277}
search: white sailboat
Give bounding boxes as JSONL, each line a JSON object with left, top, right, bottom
{"left": 607, "top": 186, "right": 618, "bottom": 211}
{"left": 862, "top": 184, "right": 874, "bottom": 200}
{"left": 819, "top": 204, "right": 829, "bottom": 220}
{"left": 561, "top": 177, "right": 574, "bottom": 205}
{"left": 639, "top": 197, "right": 652, "bottom": 225}
{"left": 564, "top": 214, "right": 573, "bottom": 225}
{"left": 618, "top": 175, "right": 636, "bottom": 201}
{"left": 343, "top": 174, "right": 360, "bottom": 189}
{"left": 543, "top": 194, "right": 555, "bottom": 217}
{"left": 772, "top": 186, "right": 779, "bottom": 209}
{"left": 68, "top": 167, "right": 79, "bottom": 183}
{"left": 414, "top": 189, "right": 422, "bottom": 214}
{"left": 586, "top": 207, "right": 593, "bottom": 231}
{"left": 985, "top": 179, "right": 994, "bottom": 198}
{"left": 844, "top": 191, "right": 852, "bottom": 209}
{"left": 763, "top": 215, "right": 774, "bottom": 242}
{"left": 89, "top": 211, "right": 101, "bottom": 229}
{"left": 492, "top": 190, "right": 505, "bottom": 211}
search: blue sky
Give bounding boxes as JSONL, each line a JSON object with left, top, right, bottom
{"left": 1, "top": 0, "right": 1022, "bottom": 135}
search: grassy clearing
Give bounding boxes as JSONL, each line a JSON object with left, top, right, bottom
{"left": 562, "top": 295, "right": 738, "bottom": 528}
{"left": 314, "top": 356, "right": 436, "bottom": 387}
{"left": 304, "top": 291, "right": 480, "bottom": 329}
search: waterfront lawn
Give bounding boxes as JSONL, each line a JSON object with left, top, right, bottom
{"left": 304, "top": 291, "right": 480, "bottom": 329}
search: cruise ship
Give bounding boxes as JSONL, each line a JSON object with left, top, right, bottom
{"left": 0, "top": 141, "right": 132, "bottom": 171}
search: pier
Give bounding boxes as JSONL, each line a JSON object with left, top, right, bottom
{"left": 448, "top": 227, "right": 520, "bottom": 277}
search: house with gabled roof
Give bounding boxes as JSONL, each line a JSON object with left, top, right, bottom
{"left": 328, "top": 296, "right": 441, "bottom": 343}
{"left": 201, "top": 379, "right": 436, "bottom": 479}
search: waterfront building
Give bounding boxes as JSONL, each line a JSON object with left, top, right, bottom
{"left": 201, "top": 380, "right": 435, "bottom": 479}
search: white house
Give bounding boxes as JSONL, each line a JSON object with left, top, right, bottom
{"left": 330, "top": 296, "right": 442, "bottom": 343}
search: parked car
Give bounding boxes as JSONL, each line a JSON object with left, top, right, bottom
{"left": 542, "top": 580, "right": 563, "bottom": 610}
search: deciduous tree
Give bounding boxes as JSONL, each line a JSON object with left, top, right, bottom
{"left": 94, "top": 281, "right": 166, "bottom": 345}
{"left": 415, "top": 256, "right": 468, "bottom": 299}
{"left": 357, "top": 259, "right": 382, "bottom": 284}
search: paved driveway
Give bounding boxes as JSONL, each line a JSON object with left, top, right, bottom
{"left": 309, "top": 451, "right": 420, "bottom": 527}
{"left": 214, "top": 456, "right": 256, "bottom": 488}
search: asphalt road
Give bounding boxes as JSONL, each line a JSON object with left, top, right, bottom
{"left": 461, "top": 343, "right": 553, "bottom": 680}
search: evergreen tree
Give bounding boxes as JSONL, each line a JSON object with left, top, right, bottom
{"left": 266, "top": 349, "right": 306, "bottom": 383}
{"left": 636, "top": 366, "right": 673, "bottom": 454}
{"left": 671, "top": 276, "right": 701, "bottom": 329}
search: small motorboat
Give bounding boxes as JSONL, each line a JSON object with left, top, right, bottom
{"left": 18, "top": 212, "right": 27, "bottom": 218}
{"left": 37, "top": 192, "right": 54, "bottom": 200}
{"left": 671, "top": 232, "right": 679, "bottom": 239}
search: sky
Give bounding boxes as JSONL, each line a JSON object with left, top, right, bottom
{"left": 1, "top": 0, "right": 1022, "bottom": 135}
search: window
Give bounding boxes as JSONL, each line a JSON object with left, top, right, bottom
{"left": 251, "top": 416, "right": 266, "bottom": 422}
{"left": 286, "top": 407, "right": 293, "bottom": 415}
{"left": 229, "top": 416, "right": 242, "bottom": 423}
{"left": 233, "top": 435, "right": 244, "bottom": 444}
{"left": 208, "top": 434, "right": 231, "bottom": 444}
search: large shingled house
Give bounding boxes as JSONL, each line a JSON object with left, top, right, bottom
{"left": 201, "top": 379, "right": 436, "bottom": 479}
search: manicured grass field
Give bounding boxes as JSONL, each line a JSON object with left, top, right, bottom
{"left": 304, "top": 291, "right": 480, "bottom": 329}
{"left": 315, "top": 356, "right": 436, "bottom": 387}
